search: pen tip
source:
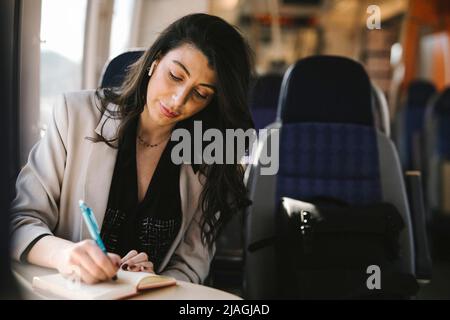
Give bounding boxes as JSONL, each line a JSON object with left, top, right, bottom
{"left": 79, "top": 200, "right": 85, "bottom": 206}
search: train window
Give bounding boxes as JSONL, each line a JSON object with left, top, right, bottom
{"left": 109, "top": 0, "right": 137, "bottom": 59}
{"left": 419, "top": 32, "right": 450, "bottom": 88}
{"left": 40, "top": 0, "right": 88, "bottom": 136}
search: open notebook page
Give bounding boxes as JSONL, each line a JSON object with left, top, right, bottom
{"left": 32, "top": 269, "right": 176, "bottom": 300}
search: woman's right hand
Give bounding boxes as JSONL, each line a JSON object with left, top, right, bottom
{"left": 56, "top": 239, "right": 121, "bottom": 284}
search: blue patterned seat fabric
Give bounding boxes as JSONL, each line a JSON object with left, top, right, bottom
{"left": 277, "top": 123, "right": 381, "bottom": 205}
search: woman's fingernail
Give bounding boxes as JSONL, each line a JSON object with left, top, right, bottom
{"left": 121, "top": 264, "right": 128, "bottom": 270}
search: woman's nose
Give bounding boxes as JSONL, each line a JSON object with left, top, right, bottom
{"left": 171, "top": 88, "right": 189, "bottom": 109}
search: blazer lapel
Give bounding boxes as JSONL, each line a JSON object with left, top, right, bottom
{"left": 81, "top": 106, "right": 120, "bottom": 239}
{"left": 156, "top": 164, "right": 188, "bottom": 272}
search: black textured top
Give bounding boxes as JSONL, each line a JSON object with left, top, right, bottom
{"left": 100, "top": 119, "right": 181, "bottom": 270}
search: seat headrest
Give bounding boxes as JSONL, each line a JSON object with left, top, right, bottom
{"left": 406, "top": 80, "right": 436, "bottom": 108}
{"left": 434, "top": 87, "right": 450, "bottom": 114}
{"left": 100, "top": 50, "right": 145, "bottom": 88}
{"left": 250, "top": 73, "right": 283, "bottom": 110}
{"left": 277, "top": 55, "right": 374, "bottom": 125}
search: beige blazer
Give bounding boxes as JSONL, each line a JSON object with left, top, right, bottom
{"left": 10, "top": 90, "right": 214, "bottom": 284}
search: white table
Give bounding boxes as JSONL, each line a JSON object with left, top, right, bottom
{"left": 12, "top": 262, "right": 242, "bottom": 300}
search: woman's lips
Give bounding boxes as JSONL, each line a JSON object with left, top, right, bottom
{"left": 159, "top": 102, "right": 179, "bottom": 119}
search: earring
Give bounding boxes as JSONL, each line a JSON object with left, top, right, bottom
{"left": 148, "top": 62, "right": 157, "bottom": 77}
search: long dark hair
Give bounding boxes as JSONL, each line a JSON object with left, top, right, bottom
{"left": 94, "top": 13, "right": 254, "bottom": 248}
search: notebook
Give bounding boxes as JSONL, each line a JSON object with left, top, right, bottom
{"left": 32, "top": 269, "right": 177, "bottom": 300}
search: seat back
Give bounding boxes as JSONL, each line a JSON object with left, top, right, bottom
{"left": 244, "top": 56, "right": 415, "bottom": 299}
{"left": 424, "top": 88, "right": 450, "bottom": 213}
{"left": 395, "top": 80, "right": 436, "bottom": 170}
{"left": 371, "top": 82, "right": 391, "bottom": 137}
{"left": 100, "top": 50, "right": 145, "bottom": 88}
{"left": 434, "top": 89, "right": 450, "bottom": 160}
{"left": 277, "top": 56, "right": 375, "bottom": 125}
{"left": 249, "top": 74, "right": 283, "bottom": 130}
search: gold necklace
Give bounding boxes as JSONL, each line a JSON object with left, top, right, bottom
{"left": 137, "top": 134, "right": 170, "bottom": 148}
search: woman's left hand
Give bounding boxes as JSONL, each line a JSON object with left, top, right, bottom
{"left": 120, "top": 250, "right": 154, "bottom": 273}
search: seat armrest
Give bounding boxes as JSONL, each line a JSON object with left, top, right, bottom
{"left": 405, "top": 171, "right": 432, "bottom": 283}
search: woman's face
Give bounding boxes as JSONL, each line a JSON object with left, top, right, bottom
{"left": 145, "top": 43, "right": 217, "bottom": 127}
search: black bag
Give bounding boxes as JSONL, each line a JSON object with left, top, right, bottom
{"left": 274, "top": 197, "right": 419, "bottom": 299}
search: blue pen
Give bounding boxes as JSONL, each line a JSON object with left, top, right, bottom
{"left": 79, "top": 200, "right": 118, "bottom": 280}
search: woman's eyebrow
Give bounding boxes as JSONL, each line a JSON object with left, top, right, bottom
{"left": 172, "top": 60, "right": 191, "bottom": 76}
{"left": 172, "top": 59, "right": 216, "bottom": 91}
{"left": 198, "top": 83, "right": 216, "bottom": 91}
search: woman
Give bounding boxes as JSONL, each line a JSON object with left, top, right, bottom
{"left": 10, "top": 13, "right": 254, "bottom": 284}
